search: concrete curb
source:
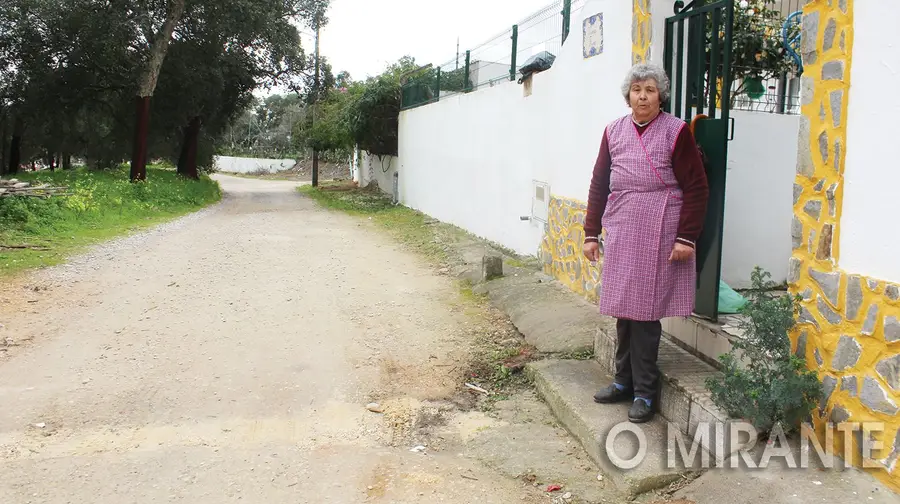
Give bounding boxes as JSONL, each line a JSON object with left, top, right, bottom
{"left": 526, "top": 359, "right": 697, "bottom": 498}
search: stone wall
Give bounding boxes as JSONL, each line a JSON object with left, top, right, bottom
{"left": 540, "top": 197, "right": 602, "bottom": 302}
{"left": 790, "top": 0, "right": 900, "bottom": 492}
{"left": 632, "top": 0, "right": 652, "bottom": 64}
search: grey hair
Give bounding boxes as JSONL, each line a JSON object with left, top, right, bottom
{"left": 621, "top": 63, "right": 671, "bottom": 106}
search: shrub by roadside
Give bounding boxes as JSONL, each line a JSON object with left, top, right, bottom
{"left": 0, "top": 165, "right": 221, "bottom": 276}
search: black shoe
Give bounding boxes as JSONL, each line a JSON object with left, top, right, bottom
{"left": 593, "top": 384, "right": 632, "bottom": 404}
{"left": 628, "top": 399, "right": 654, "bottom": 423}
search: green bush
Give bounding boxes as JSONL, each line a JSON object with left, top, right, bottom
{"left": 706, "top": 267, "right": 823, "bottom": 437}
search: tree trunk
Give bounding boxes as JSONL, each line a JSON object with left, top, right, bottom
{"left": 129, "top": 0, "right": 187, "bottom": 182}
{"left": 312, "top": 21, "right": 321, "bottom": 187}
{"left": 177, "top": 116, "right": 201, "bottom": 180}
{"left": 8, "top": 135, "right": 21, "bottom": 175}
{"left": 0, "top": 117, "right": 7, "bottom": 176}
{"left": 63, "top": 153, "right": 72, "bottom": 170}
{"left": 130, "top": 96, "right": 152, "bottom": 181}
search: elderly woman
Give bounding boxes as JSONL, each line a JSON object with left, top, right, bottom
{"left": 582, "top": 63, "right": 709, "bottom": 423}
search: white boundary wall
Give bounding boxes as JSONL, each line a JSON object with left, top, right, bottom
{"left": 840, "top": 0, "right": 900, "bottom": 283}
{"left": 398, "top": 0, "right": 799, "bottom": 287}
{"left": 214, "top": 156, "right": 296, "bottom": 174}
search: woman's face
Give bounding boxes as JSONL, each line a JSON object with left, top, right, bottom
{"left": 629, "top": 79, "right": 661, "bottom": 119}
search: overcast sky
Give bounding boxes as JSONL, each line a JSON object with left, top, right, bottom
{"left": 297, "top": 0, "right": 560, "bottom": 82}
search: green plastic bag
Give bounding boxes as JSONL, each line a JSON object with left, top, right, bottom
{"left": 718, "top": 280, "right": 747, "bottom": 314}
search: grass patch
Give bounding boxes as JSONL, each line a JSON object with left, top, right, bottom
{"left": 0, "top": 165, "right": 221, "bottom": 277}
{"left": 299, "top": 181, "right": 450, "bottom": 263}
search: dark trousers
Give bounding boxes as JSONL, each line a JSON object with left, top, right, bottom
{"left": 614, "top": 318, "right": 662, "bottom": 400}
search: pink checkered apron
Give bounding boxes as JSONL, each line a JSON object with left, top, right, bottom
{"left": 598, "top": 113, "right": 696, "bottom": 321}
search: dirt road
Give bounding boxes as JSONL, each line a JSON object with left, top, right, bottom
{"left": 0, "top": 176, "right": 609, "bottom": 504}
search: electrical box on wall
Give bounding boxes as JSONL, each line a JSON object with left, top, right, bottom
{"left": 531, "top": 180, "right": 550, "bottom": 224}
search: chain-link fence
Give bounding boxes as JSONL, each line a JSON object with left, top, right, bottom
{"left": 401, "top": 0, "right": 586, "bottom": 110}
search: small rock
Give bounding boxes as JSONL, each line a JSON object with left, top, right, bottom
{"left": 410, "top": 445, "right": 426, "bottom": 453}
{"left": 366, "top": 402, "right": 383, "bottom": 413}
{"left": 82, "top": 379, "right": 90, "bottom": 385}
{"left": 597, "top": 473, "right": 603, "bottom": 481}
{"left": 562, "top": 492, "right": 572, "bottom": 500}
{"left": 34, "top": 422, "right": 45, "bottom": 428}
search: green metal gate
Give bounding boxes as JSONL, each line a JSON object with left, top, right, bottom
{"left": 663, "top": 0, "right": 734, "bottom": 321}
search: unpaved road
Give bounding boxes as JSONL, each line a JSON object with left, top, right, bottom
{"left": 0, "top": 176, "right": 609, "bottom": 504}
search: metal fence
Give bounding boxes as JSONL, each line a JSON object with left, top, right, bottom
{"left": 401, "top": 0, "right": 586, "bottom": 110}
{"left": 727, "top": 0, "right": 804, "bottom": 115}
{"left": 401, "top": 0, "right": 804, "bottom": 115}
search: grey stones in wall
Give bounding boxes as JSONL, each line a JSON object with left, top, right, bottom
{"left": 804, "top": 200, "right": 823, "bottom": 221}
{"left": 821, "top": 375, "right": 838, "bottom": 413}
{"left": 823, "top": 18, "right": 837, "bottom": 52}
{"left": 818, "top": 131, "right": 829, "bottom": 165}
{"left": 822, "top": 61, "right": 845, "bottom": 81}
{"left": 830, "top": 90, "right": 844, "bottom": 128}
{"left": 810, "top": 268, "right": 840, "bottom": 306}
{"left": 832, "top": 335, "right": 862, "bottom": 371}
{"left": 862, "top": 304, "right": 879, "bottom": 336}
{"left": 887, "top": 284, "right": 900, "bottom": 301}
{"left": 789, "top": 257, "right": 801, "bottom": 284}
{"left": 876, "top": 355, "right": 900, "bottom": 392}
{"left": 861, "top": 376, "right": 899, "bottom": 416}
{"left": 795, "top": 330, "right": 808, "bottom": 358}
{"left": 826, "top": 183, "right": 837, "bottom": 217}
{"left": 817, "top": 224, "right": 833, "bottom": 260}
{"left": 846, "top": 275, "right": 863, "bottom": 321}
{"left": 817, "top": 297, "right": 842, "bottom": 325}
{"left": 885, "top": 316, "right": 900, "bottom": 343}
{"left": 792, "top": 216, "right": 804, "bottom": 249}
{"left": 802, "top": 11, "right": 820, "bottom": 65}
{"left": 841, "top": 376, "right": 858, "bottom": 398}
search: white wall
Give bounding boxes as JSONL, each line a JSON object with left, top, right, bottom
{"left": 214, "top": 156, "right": 295, "bottom": 174}
{"left": 722, "top": 110, "right": 800, "bottom": 288}
{"left": 840, "top": 1, "right": 900, "bottom": 283}
{"left": 360, "top": 152, "right": 399, "bottom": 196}
{"left": 400, "top": 0, "right": 633, "bottom": 256}
{"left": 398, "top": 0, "right": 799, "bottom": 288}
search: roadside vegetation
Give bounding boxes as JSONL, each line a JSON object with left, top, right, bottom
{"left": 0, "top": 165, "right": 221, "bottom": 276}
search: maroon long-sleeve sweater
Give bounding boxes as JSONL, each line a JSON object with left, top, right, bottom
{"left": 583, "top": 116, "right": 709, "bottom": 248}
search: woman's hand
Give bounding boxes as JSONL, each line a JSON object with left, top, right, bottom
{"left": 583, "top": 241, "right": 600, "bottom": 262}
{"left": 669, "top": 242, "right": 694, "bottom": 262}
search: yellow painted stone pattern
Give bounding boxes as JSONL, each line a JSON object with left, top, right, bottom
{"left": 540, "top": 197, "right": 602, "bottom": 303}
{"left": 790, "top": 0, "right": 900, "bottom": 492}
{"left": 632, "top": 0, "right": 652, "bottom": 64}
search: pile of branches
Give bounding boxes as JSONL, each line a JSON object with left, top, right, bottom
{"left": 0, "top": 179, "right": 70, "bottom": 198}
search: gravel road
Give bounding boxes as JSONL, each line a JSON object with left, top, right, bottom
{"left": 0, "top": 175, "right": 569, "bottom": 503}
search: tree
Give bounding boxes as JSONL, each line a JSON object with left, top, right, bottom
{"left": 130, "top": 0, "right": 187, "bottom": 182}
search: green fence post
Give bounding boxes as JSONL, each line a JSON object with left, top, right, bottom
{"left": 562, "top": 0, "right": 572, "bottom": 44}
{"left": 435, "top": 67, "right": 442, "bottom": 102}
{"left": 464, "top": 50, "right": 471, "bottom": 92}
{"left": 510, "top": 25, "right": 518, "bottom": 81}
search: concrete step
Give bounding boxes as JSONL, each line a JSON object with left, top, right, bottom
{"left": 526, "top": 359, "right": 704, "bottom": 499}
{"left": 594, "top": 324, "right": 744, "bottom": 450}
{"left": 662, "top": 315, "right": 747, "bottom": 370}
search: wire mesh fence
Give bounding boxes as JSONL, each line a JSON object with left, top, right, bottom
{"left": 401, "top": 0, "right": 802, "bottom": 114}
{"left": 400, "top": 0, "right": 586, "bottom": 110}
